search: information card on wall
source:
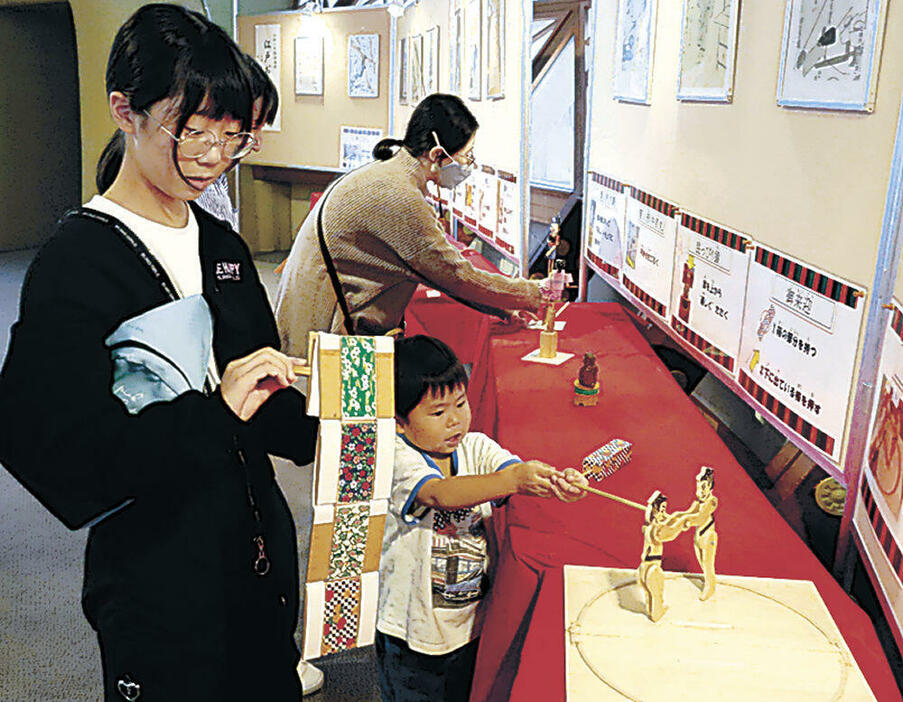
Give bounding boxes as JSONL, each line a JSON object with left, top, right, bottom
{"left": 670, "top": 212, "right": 751, "bottom": 375}
{"left": 736, "top": 245, "right": 865, "bottom": 461}
{"left": 621, "top": 187, "right": 679, "bottom": 319}
{"left": 255, "top": 24, "right": 282, "bottom": 131}
{"left": 855, "top": 300, "right": 903, "bottom": 639}
{"left": 478, "top": 167, "right": 499, "bottom": 240}
{"left": 495, "top": 172, "right": 520, "bottom": 262}
{"left": 584, "top": 173, "right": 626, "bottom": 285}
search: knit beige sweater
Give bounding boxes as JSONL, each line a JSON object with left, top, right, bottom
{"left": 274, "top": 148, "right": 543, "bottom": 356}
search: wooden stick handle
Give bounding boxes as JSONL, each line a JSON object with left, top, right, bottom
{"left": 582, "top": 485, "right": 646, "bottom": 511}
{"left": 292, "top": 362, "right": 312, "bottom": 377}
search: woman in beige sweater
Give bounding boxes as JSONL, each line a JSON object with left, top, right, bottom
{"left": 274, "top": 94, "right": 543, "bottom": 355}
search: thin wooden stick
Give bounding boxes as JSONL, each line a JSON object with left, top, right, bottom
{"left": 582, "top": 484, "right": 646, "bottom": 511}
{"left": 292, "top": 362, "right": 312, "bottom": 377}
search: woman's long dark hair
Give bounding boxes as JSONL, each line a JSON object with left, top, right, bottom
{"left": 372, "top": 93, "right": 479, "bottom": 161}
{"left": 96, "top": 3, "right": 254, "bottom": 193}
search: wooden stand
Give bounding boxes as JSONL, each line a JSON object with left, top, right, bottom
{"left": 574, "top": 381, "right": 600, "bottom": 406}
{"left": 540, "top": 330, "right": 558, "bottom": 358}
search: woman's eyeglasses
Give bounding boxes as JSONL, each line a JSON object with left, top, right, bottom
{"left": 143, "top": 111, "right": 257, "bottom": 160}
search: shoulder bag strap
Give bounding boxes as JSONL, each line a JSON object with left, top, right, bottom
{"left": 315, "top": 177, "right": 356, "bottom": 335}
{"left": 64, "top": 207, "right": 181, "bottom": 303}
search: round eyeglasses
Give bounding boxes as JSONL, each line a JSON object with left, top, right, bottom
{"left": 143, "top": 111, "right": 257, "bottom": 160}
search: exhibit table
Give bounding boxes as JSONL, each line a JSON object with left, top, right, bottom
{"left": 403, "top": 241, "right": 500, "bottom": 365}
{"left": 405, "top": 298, "right": 900, "bottom": 701}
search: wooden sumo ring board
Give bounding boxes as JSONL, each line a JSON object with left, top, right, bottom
{"left": 564, "top": 565, "right": 875, "bottom": 701}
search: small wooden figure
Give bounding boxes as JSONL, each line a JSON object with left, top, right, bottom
{"left": 673, "top": 467, "right": 719, "bottom": 600}
{"left": 545, "top": 215, "right": 562, "bottom": 276}
{"left": 538, "top": 264, "right": 570, "bottom": 359}
{"left": 637, "top": 491, "right": 687, "bottom": 622}
{"left": 574, "top": 352, "right": 600, "bottom": 406}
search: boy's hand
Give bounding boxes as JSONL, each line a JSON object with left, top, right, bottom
{"left": 550, "top": 468, "right": 588, "bottom": 503}
{"left": 511, "top": 460, "right": 558, "bottom": 498}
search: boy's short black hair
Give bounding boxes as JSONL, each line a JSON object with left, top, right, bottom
{"left": 395, "top": 335, "right": 468, "bottom": 419}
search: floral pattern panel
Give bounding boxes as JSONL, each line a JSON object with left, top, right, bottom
{"left": 340, "top": 336, "right": 376, "bottom": 418}
{"left": 338, "top": 422, "right": 377, "bottom": 502}
{"left": 328, "top": 503, "right": 370, "bottom": 579}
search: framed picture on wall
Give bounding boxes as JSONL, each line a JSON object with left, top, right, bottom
{"left": 410, "top": 34, "right": 424, "bottom": 105}
{"left": 451, "top": 4, "right": 464, "bottom": 95}
{"left": 465, "top": 0, "right": 482, "bottom": 101}
{"left": 424, "top": 26, "right": 439, "bottom": 95}
{"left": 348, "top": 33, "right": 379, "bottom": 98}
{"left": 676, "top": 0, "right": 740, "bottom": 102}
{"left": 399, "top": 35, "right": 409, "bottom": 104}
{"left": 776, "top": 0, "right": 888, "bottom": 111}
{"left": 611, "top": 0, "right": 658, "bottom": 104}
{"left": 294, "top": 35, "right": 324, "bottom": 96}
{"left": 484, "top": 0, "right": 505, "bottom": 99}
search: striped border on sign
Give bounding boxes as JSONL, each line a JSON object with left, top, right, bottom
{"left": 590, "top": 172, "right": 624, "bottom": 192}
{"left": 670, "top": 317, "right": 734, "bottom": 372}
{"left": 738, "top": 371, "right": 835, "bottom": 455}
{"left": 680, "top": 213, "right": 746, "bottom": 253}
{"left": 587, "top": 250, "right": 619, "bottom": 279}
{"left": 892, "top": 307, "right": 903, "bottom": 342}
{"left": 629, "top": 187, "right": 678, "bottom": 217}
{"left": 861, "top": 479, "right": 903, "bottom": 584}
{"left": 754, "top": 247, "right": 860, "bottom": 309}
{"left": 623, "top": 275, "right": 665, "bottom": 317}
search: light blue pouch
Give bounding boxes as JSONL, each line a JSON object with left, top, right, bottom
{"left": 88, "top": 295, "right": 213, "bottom": 528}
{"left": 105, "top": 294, "right": 214, "bottom": 413}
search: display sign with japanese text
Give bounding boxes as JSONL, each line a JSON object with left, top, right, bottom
{"left": 494, "top": 172, "right": 520, "bottom": 262}
{"left": 669, "top": 212, "right": 751, "bottom": 376}
{"left": 736, "top": 244, "right": 865, "bottom": 461}
{"left": 584, "top": 172, "right": 626, "bottom": 286}
{"left": 855, "top": 299, "right": 903, "bottom": 641}
{"left": 621, "top": 187, "right": 679, "bottom": 320}
{"left": 255, "top": 24, "right": 282, "bottom": 131}
{"left": 478, "top": 167, "right": 499, "bottom": 239}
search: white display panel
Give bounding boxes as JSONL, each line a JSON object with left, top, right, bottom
{"left": 255, "top": 24, "right": 282, "bottom": 130}
{"left": 621, "top": 187, "right": 679, "bottom": 320}
{"left": 669, "top": 212, "right": 751, "bottom": 376}
{"left": 584, "top": 172, "right": 627, "bottom": 287}
{"left": 736, "top": 244, "right": 866, "bottom": 461}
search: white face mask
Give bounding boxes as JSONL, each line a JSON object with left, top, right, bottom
{"left": 432, "top": 131, "right": 474, "bottom": 189}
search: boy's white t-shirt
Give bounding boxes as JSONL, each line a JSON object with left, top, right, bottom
{"left": 84, "top": 195, "right": 219, "bottom": 384}
{"left": 376, "top": 432, "right": 520, "bottom": 655}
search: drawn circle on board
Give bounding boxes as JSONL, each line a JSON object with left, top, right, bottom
{"left": 568, "top": 575, "right": 851, "bottom": 702}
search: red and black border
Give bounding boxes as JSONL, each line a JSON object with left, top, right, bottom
{"left": 739, "top": 370, "right": 835, "bottom": 455}
{"left": 586, "top": 250, "right": 618, "bottom": 279}
{"left": 861, "top": 479, "right": 903, "bottom": 584}
{"left": 629, "top": 186, "right": 678, "bottom": 218}
{"left": 671, "top": 317, "right": 734, "bottom": 372}
{"left": 755, "top": 246, "right": 860, "bottom": 309}
{"left": 590, "top": 172, "right": 624, "bottom": 193}
{"left": 623, "top": 275, "right": 665, "bottom": 317}
{"left": 681, "top": 213, "right": 746, "bottom": 253}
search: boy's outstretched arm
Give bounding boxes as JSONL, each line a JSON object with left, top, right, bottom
{"left": 416, "top": 460, "right": 561, "bottom": 510}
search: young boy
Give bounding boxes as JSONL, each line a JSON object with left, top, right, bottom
{"left": 375, "top": 335, "right": 587, "bottom": 701}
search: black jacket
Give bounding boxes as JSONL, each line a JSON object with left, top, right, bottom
{"left": 0, "top": 204, "right": 318, "bottom": 665}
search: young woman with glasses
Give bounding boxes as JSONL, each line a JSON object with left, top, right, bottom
{"left": 274, "top": 93, "right": 545, "bottom": 354}
{"left": 0, "top": 4, "right": 317, "bottom": 699}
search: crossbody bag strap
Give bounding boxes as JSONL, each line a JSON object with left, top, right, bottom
{"left": 65, "top": 207, "right": 181, "bottom": 303}
{"left": 315, "top": 178, "right": 356, "bottom": 335}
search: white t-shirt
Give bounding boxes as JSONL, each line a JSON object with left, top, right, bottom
{"left": 376, "top": 432, "right": 520, "bottom": 655}
{"left": 85, "top": 195, "right": 202, "bottom": 297}
{"left": 84, "top": 195, "right": 219, "bottom": 384}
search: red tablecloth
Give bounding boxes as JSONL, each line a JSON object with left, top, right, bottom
{"left": 405, "top": 295, "right": 901, "bottom": 701}
{"left": 403, "top": 241, "right": 499, "bottom": 366}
